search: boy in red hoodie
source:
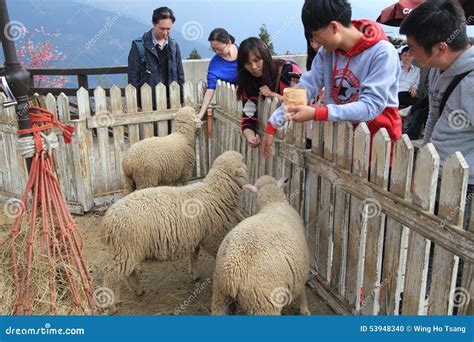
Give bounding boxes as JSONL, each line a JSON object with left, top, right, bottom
{"left": 261, "top": 0, "right": 402, "bottom": 159}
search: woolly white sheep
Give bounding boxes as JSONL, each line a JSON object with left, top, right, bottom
{"left": 211, "top": 175, "right": 310, "bottom": 315}
{"left": 102, "top": 151, "right": 249, "bottom": 308}
{"left": 122, "top": 106, "right": 197, "bottom": 195}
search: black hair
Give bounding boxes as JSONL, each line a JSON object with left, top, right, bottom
{"left": 401, "top": 46, "right": 410, "bottom": 54}
{"left": 400, "top": 0, "right": 469, "bottom": 54}
{"left": 301, "top": 0, "right": 352, "bottom": 35}
{"left": 152, "top": 7, "right": 176, "bottom": 24}
{"left": 305, "top": 31, "right": 317, "bottom": 71}
{"left": 208, "top": 28, "right": 235, "bottom": 44}
{"left": 236, "top": 37, "right": 284, "bottom": 99}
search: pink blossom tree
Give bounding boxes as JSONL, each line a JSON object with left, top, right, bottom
{"left": 17, "top": 26, "right": 68, "bottom": 88}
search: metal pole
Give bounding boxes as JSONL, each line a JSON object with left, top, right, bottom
{"left": 1, "top": 0, "right": 32, "bottom": 170}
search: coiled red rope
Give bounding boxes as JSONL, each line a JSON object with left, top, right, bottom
{"left": 3, "top": 106, "right": 96, "bottom": 315}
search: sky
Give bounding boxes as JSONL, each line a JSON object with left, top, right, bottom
{"left": 74, "top": 0, "right": 408, "bottom": 54}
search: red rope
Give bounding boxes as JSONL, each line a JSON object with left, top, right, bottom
{"left": 5, "top": 106, "right": 95, "bottom": 315}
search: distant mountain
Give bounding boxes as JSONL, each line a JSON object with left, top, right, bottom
{"left": 0, "top": 0, "right": 209, "bottom": 69}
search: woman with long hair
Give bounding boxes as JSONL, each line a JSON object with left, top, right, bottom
{"left": 196, "top": 28, "right": 238, "bottom": 121}
{"left": 237, "top": 37, "right": 302, "bottom": 148}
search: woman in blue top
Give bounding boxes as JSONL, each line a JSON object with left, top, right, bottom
{"left": 196, "top": 28, "right": 238, "bottom": 120}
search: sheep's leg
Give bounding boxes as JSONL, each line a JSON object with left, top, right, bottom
{"left": 179, "top": 166, "right": 193, "bottom": 186}
{"left": 123, "top": 175, "right": 135, "bottom": 196}
{"left": 299, "top": 289, "right": 311, "bottom": 315}
{"left": 125, "top": 269, "right": 145, "bottom": 297}
{"left": 211, "top": 287, "right": 231, "bottom": 315}
{"left": 188, "top": 246, "right": 201, "bottom": 281}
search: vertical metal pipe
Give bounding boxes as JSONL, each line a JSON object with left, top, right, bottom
{"left": 1, "top": 0, "right": 32, "bottom": 170}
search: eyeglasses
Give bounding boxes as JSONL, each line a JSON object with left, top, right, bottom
{"left": 209, "top": 45, "right": 228, "bottom": 53}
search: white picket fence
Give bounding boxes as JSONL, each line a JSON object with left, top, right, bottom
{"left": 211, "top": 80, "right": 473, "bottom": 316}
{"left": 0, "top": 80, "right": 208, "bottom": 213}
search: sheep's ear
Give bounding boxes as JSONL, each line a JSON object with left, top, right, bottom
{"left": 235, "top": 167, "right": 247, "bottom": 178}
{"left": 242, "top": 184, "right": 258, "bottom": 193}
{"left": 277, "top": 176, "right": 289, "bottom": 188}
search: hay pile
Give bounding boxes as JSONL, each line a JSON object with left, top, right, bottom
{"left": 0, "top": 211, "right": 96, "bottom": 315}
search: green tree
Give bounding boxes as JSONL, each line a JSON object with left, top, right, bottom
{"left": 259, "top": 24, "right": 275, "bottom": 55}
{"left": 188, "top": 48, "right": 202, "bottom": 60}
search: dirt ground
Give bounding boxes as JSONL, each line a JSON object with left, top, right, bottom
{"left": 0, "top": 210, "right": 334, "bottom": 316}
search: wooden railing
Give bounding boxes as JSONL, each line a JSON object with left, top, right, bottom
{"left": 0, "top": 80, "right": 207, "bottom": 214}
{"left": 1, "top": 78, "right": 472, "bottom": 316}
{"left": 211, "top": 80, "right": 473, "bottom": 316}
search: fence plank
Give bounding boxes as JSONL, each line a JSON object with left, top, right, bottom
{"left": 57, "top": 93, "right": 78, "bottom": 202}
{"left": 331, "top": 122, "right": 353, "bottom": 294}
{"left": 459, "top": 196, "right": 474, "bottom": 315}
{"left": 140, "top": 83, "right": 155, "bottom": 139}
{"left": 155, "top": 83, "right": 169, "bottom": 137}
{"left": 211, "top": 112, "right": 219, "bottom": 164}
{"left": 199, "top": 120, "right": 209, "bottom": 177}
{"left": 197, "top": 80, "right": 207, "bottom": 104}
{"left": 402, "top": 143, "right": 439, "bottom": 315}
{"left": 1, "top": 95, "right": 20, "bottom": 195}
{"left": 125, "top": 84, "right": 140, "bottom": 146}
{"left": 94, "top": 86, "right": 112, "bottom": 194}
{"left": 380, "top": 135, "right": 414, "bottom": 315}
{"left": 0, "top": 95, "right": 11, "bottom": 193}
{"left": 169, "top": 81, "right": 181, "bottom": 109}
{"left": 183, "top": 80, "right": 195, "bottom": 106}
{"left": 75, "top": 87, "right": 94, "bottom": 211}
{"left": 429, "top": 152, "right": 469, "bottom": 315}
{"left": 361, "top": 129, "right": 391, "bottom": 315}
{"left": 305, "top": 169, "right": 320, "bottom": 273}
{"left": 317, "top": 121, "right": 335, "bottom": 281}
{"left": 110, "top": 85, "right": 125, "bottom": 191}
{"left": 345, "top": 123, "right": 370, "bottom": 311}
{"left": 45, "top": 94, "right": 69, "bottom": 199}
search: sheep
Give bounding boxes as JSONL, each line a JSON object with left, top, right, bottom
{"left": 211, "top": 175, "right": 310, "bottom": 315}
{"left": 122, "top": 106, "right": 198, "bottom": 195}
{"left": 101, "top": 151, "right": 249, "bottom": 308}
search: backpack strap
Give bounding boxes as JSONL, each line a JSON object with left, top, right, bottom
{"left": 438, "top": 70, "right": 472, "bottom": 116}
{"left": 133, "top": 34, "right": 147, "bottom": 69}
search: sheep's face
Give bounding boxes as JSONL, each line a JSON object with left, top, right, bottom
{"left": 243, "top": 176, "right": 289, "bottom": 210}
{"left": 172, "top": 106, "right": 199, "bottom": 135}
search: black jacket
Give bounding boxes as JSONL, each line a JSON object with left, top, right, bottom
{"left": 127, "top": 30, "right": 185, "bottom": 103}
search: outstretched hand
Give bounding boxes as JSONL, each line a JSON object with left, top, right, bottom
{"left": 261, "top": 133, "right": 275, "bottom": 159}
{"left": 285, "top": 105, "right": 315, "bottom": 122}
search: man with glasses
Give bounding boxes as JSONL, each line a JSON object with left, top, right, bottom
{"left": 128, "top": 6, "right": 185, "bottom": 108}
